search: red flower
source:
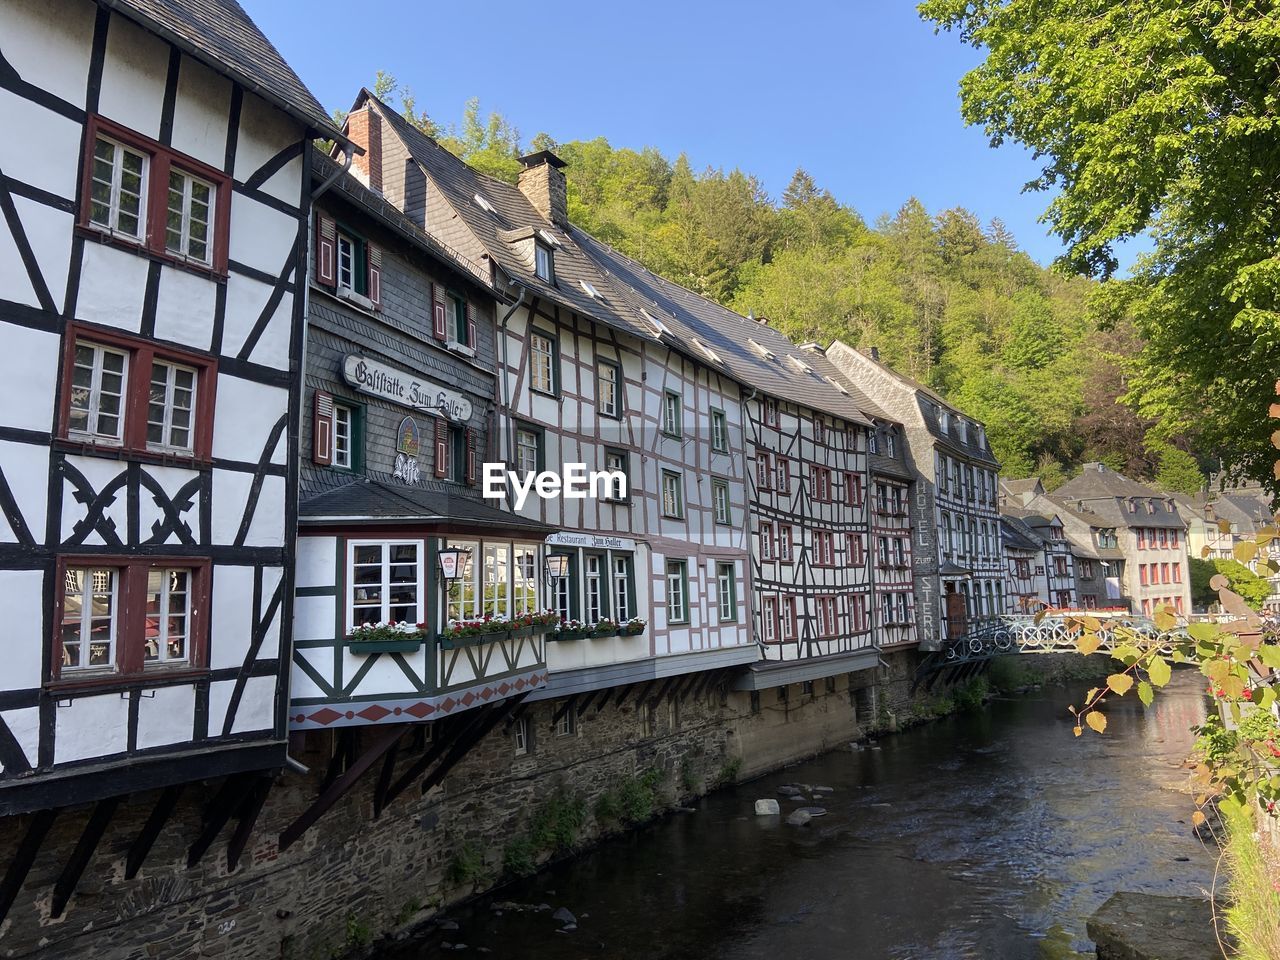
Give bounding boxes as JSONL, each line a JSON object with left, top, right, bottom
{"left": 1243, "top": 688, "right": 1254, "bottom": 701}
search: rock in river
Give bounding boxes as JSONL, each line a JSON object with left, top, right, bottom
{"left": 786, "top": 809, "right": 812, "bottom": 827}
{"left": 755, "top": 798, "right": 781, "bottom": 816}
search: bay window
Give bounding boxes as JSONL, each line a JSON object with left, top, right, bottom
{"left": 443, "top": 539, "right": 544, "bottom": 625}
{"left": 349, "top": 541, "right": 422, "bottom": 627}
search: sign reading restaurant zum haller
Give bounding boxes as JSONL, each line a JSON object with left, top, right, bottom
{"left": 545, "top": 532, "right": 637, "bottom": 552}
{"left": 342, "top": 355, "right": 474, "bottom": 421}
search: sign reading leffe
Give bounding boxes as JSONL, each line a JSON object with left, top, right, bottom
{"left": 342, "top": 355, "right": 473, "bottom": 421}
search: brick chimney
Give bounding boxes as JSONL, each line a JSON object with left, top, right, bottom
{"left": 346, "top": 107, "right": 382, "bottom": 194}
{"left": 517, "top": 150, "right": 568, "bottom": 225}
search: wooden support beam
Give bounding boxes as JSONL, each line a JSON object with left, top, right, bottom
{"left": 0, "top": 808, "right": 56, "bottom": 926}
{"left": 278, "top": 724, "right": 406, "bottom": 852}
{"left": 188, "top": 773, "right": 257, "bottom": 868}
{"left": 372, "top": 739, "right": 400, "bottom": 819}
{"left": 319, "top": 729, "right": 354, "bottom": 792}
{"left": 679, "top": 673, "right": 702, "bottom": 703}
{"left": 610, "top": 683, "right": 636, "bottom": 709}
{"left": 226, "top": 777, "right": 273, "bottom": 873}
{"left": 125, "top": 785, "right": 183, "bottom": 880}
{"left": 382, "top": 714, "right": 483, "bottom": 811}
{"left": 50, "top": 797, "right": 119, "bottom": 918}
{"left": 418, "top": 695, "right": 526, "bottom": 797}
{"left": 646, "top": 675, "right": 677, "bottom": 707}
{"left": 502, "top": 700, "right": 530, "bottom": 733}
{"left": 549, "top": 695, "right": 578, "bottom": 730}
{"left": 575, "top": 689, "right": 600, "bottom": 718}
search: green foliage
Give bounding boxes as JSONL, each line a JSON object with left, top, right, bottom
{"left": 713, "top": 755, "right": 743, "bottom": 788}
{"left": 593, "top": 789, "right": 622, "bottom": 826}
{"left": 501, "top": 835, "right": 537, "bottom": 879}
{"left": 444, "top": 841, "right": 487, "bottom": 889}
{"left": 953, "top": 676, "right": 990, "bottom": 711}
{"left": 343, "top": 914, "right": 372, "bottom": 949}
{"left": 528, "top": 790, "right": 586, "bottom": 854}
{"left": 1146, "top": 439, "right": 1205, "bottom": 496}
{"left": 919, "top": 0, "right": 1280, "bottom": 488}
{"left": 679, "top": 759, "right": 701, "bottom": 794}
{"left": 1190, "top": 557, "right": 1270, "bottom": 612}
{"left": 1221, "top": 803, "right": 1280, "bottom": 960}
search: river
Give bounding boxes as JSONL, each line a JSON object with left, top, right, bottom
{"left": 379, "top": 672, "right": 1215, "bottom": 959}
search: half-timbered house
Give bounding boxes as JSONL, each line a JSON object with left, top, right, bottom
{"left": 0, "top": 0, "right": 343, "bottom": 820}
{"left": 1000, "top": 516, "right": 1046, "bottom": 613}
{"left": 825, "top": 343, "right": 1003, "bottom": 649}
{"left": 337, "top": 93, "right": 758, "bottom": 719}
{"left": 868, "top": 420, "right": 917, "bottom": 646}
{"left": 288, "top": 153, "right": 554, "bottom": 739}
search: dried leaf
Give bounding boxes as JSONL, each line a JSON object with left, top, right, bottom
{"left": 1191, "top": 810, "right": 1206, "bottom": 827}
{"left": 1073, "top": 725, "right": 1083, "bottom": 737}
{"left": 1086, "top": 711, "right": 1107, "bottom": 734}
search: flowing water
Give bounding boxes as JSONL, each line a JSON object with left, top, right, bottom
{"left": 379, "top": 672, "right": 1216, "bottom": 959}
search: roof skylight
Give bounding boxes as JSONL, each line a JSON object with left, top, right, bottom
{"left": 691, "top": 338, "right": 722, "bottom": 364}
{"left": 473, "top": 192, "right": 497, "bottom": 214}
{"left": 580, "top": 280, "right": 602, "bottom": 299}
{"left": 747, "top": 338, "right": 775, "bottom": 361}
{"left": 640, "top": 308, "right": 671, "bottom": 338}
{"left": 824, "top": 375, "right": 849, "bottom": 395}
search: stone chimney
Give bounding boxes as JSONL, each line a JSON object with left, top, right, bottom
{"left": 346, "top": 107, "right": 382, "bottom": 194}
{"left": 517, "top": 150, "right": 568, "bottom": 225}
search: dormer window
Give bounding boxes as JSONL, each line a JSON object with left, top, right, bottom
{"left": 534, "top": 242, "right": 554, "bottom": 283}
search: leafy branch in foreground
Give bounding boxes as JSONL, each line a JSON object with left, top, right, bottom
{"left": 1066, "top": 528, "right": 1280, "bottom": 822}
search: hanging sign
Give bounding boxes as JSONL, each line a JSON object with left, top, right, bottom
{"left": 342, "top": 355, "right": 473, "bottom": 421}
{"left": 397, "top": 417, "right": 420, "bottom": 456}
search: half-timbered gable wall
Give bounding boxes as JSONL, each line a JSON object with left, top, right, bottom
{"left": 290, "top": 161, "right": 549, "bottom": 732}
{"left": 0, "top": 0, "right": 339, "bottom": 814}
{"left": 826, "top": 342, "right": 1003, "bottom": 650}
{"left": 869, "top": 424, "right": 917, "bottom": 647}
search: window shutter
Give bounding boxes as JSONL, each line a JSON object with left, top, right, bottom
{"left": 466, "top": 302, "right": 477, "bottom": 349}
{"left": 432, "top": 283, "right": 447, "bottom": 341}
{"left": 434, "top": 418, "right": 448, "bottom": 477}
{"left": 313, "top": 390, "right": 334, "bottom": 465}
{"left": 465, "top": 427, "right": 477, "bottom": 484}
{"left": 315, "top": 216, "right": 337, "bottom": 287}
{"left": 367, "top": 244, "right": 382, "bottom": 308}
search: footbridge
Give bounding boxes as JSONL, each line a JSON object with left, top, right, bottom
{"left": 912, "top": 613, "right": 1180, "bottom": 691}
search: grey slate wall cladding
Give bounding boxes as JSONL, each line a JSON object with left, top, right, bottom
{"left": 301, "top": 191, "right": 499, "bottom": 504}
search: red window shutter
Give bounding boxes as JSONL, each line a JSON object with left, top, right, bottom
{"left": 313, "top": 390, "right": 334, "bottom": 465}
{"left": 315, "top": 215, "right": 336, "bottom": 287}
{"left": 466, "top": 302, "right": 477, "bottom": 349}
{"left": 367, "top": 244, "right": 382, "bottom": 308}
{"left": 434, "top": 418, "right": 448, "bottom": 477}
{"left": 432, "top": 283, "right": 447, "bottom": 341}
{"left": 465, "top": 427, "right": 477, "bottom": 484}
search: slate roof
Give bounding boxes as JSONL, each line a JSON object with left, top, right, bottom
{"left": 1001, "top": 516, "right": 1043, "bottom": 553}
{"left": 869, "top": 451, "right": 912, "bottom": 481}
{"left": 300, "top": 479, "right": 555, "bottom": 535}
{"left": 1052, "top": 464, "right": 1187, "bottom": 530}
{"left": 1000, "top": 477, "right": 1044, "bottom": 501}
{"left": 105, "top": 0, "right": 346, "bottom": 143}
{"left": 361, "top": 91, "right": 885, "bottom": 428}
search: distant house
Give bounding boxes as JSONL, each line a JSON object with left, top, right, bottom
{"left": 1000, "top": 516, "right": 1046, "bottom": 614}
{"left": 1002, "top": 478, "right": 1114, "bottom": 610}
{"left": 1048, "top": 464, "right": 1190, "bottom": 615}
{"left": 1171, "top": 489, "right": 1279, "bottom": 611}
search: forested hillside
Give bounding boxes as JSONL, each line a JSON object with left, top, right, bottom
{"left": 348, "top": 80, "right": 1205, "bottom": 492}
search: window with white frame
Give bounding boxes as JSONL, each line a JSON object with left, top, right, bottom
{"left": 584, "top": 555, "right": 605, "bottom": 623}
{"left": 516, "top": 428, "right": 540, "bottom": 477}
{"left": 711, "top": 409, "right": 728, "bottom": 452}
{"left": 612, "top": 555, "right": 632, "bottom": 621}
{"left": 336, "top": 231, "right": 357, "bottom": 291}
{"left": 762, "top": 596, "right": 777, "bottom": 642}
{"left": 555, "top": 709, "right": 576, "bottom": 738}
{"left": 534, "top": 243, "right": 554, "bottom": 283}
{"left": 716, "top": 562, "right": 736, "bottom": 622}
{"left": 146, "top": 359, "right": 197, "bottom": 453}
{"left": 598, "top": 361, "right": 620, "bottom": 417}
{"left": 663, "top": 391, "right": 682, "bottom": 437}
{"left": 550, "top": 554, "right": 573, "bottom": 622}
{"left": 530, "top": 332, "right": 555, "bottom": 393}
{"left": 661, "top": 470, "right": 684, "bottom": 519}
{"left": 69, "top": 342, "right": 129, "bottom": 444}
{"left": 881, "top": 591, "right": 894, "bottom": 626}
{"left": 780, "top": 598, "right": 796, "bottom": 639}
{"left": 60, "top": 567, "right": 119, "bottom": 671}
{"left": 349, "top": 541, "right": 421, "bottom": 627}
{"left": 760, "top": 520, "right": 775, "bottom": 561}
{"left": 712, "top": 479, "right": 731, "bottom": 525}
{"left": 513, "top": 716, "right": 530, "bottom": 756}
{"left": 779, "top": 525, "right": 793, "bottom": 561}
{"left": 333, "top": 403, "right": 355, "bottom": 469}
{"left": 483, "top": 543, "right": 512, "bottom": 619}
{"left": 90, "top": 135, "right": 147, "bottom": 239}
{"left": 603, "top": 449, "right": 628, "bottom": 501}
{"left": 165, "top": 168, "right": 214, "bottom": 264}
{"left": 817, "top": 596, "right": 838, "bottom": 636}
{"left": 666, "top": 560, "right": 688, "bottom": 623}
{"left": 143, "top": 568, "right": 190, "bottom": 664}
{"left": 514, "top": 547, "right": 539, "bottom": 615}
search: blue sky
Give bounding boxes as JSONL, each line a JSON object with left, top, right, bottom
{"left": 243, "top": 0, "right": 1091, "bottom": 267}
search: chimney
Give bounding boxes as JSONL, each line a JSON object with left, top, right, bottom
{"left": 346, "top": 107, "right": 382, "bottom": 194}
{"left": 517, "top": 150, "right": 568, "bottom": 225}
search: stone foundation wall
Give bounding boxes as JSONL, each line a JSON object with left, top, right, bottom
{"left": 0, "top": 651, "right": 931, "bottom": 960}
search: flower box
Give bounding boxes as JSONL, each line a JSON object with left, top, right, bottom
{"left": 589, "top": 627, "right": 619, "bottom": 639}
{"left": 511, "top": 625, "right": 536, "bottom": 639}
{"left": 620, "top": 624, "right": 646, "bottom": 636}
{"left": 550, "top": 628, "right": 587, "bottom": 642}
{"left": 348, "top": 637, "right": 424, "bottom": 654}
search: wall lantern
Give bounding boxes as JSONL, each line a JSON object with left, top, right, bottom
{"left": 544, "top": 553, "right": 569, "bottom": 586}
{"left": 437, "top": 546, "right": 471, "bottom": 583}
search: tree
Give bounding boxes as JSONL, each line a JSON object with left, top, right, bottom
{"left": 919, "top": 0, "right": 1280, "bottom": 491}
{"left": 1190, "top": 558, "right": 1269, "bottom": 613}
{"left": 1148, "top": 439, "right": 1205, "bottom": 496}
